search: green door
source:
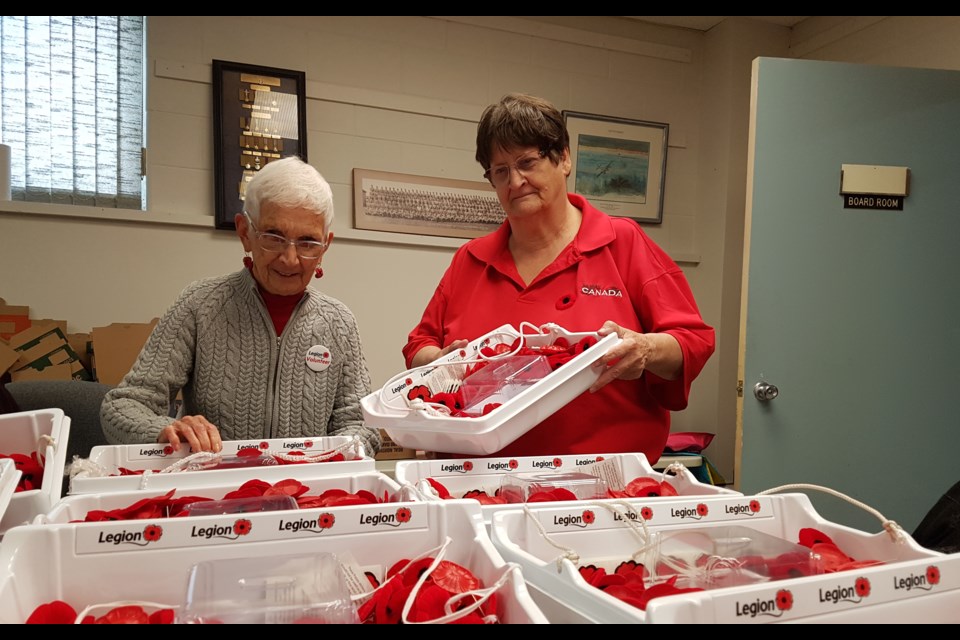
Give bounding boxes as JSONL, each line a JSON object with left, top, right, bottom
{"left": 738, "top": 57, "right": 960, "bottom": 533}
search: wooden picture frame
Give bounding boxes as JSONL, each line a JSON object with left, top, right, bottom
{"left": 562, "top": 110, "right": 668, "bottom": 224}
{"left": 353, "top": 169, "right": 504, "bottom": 240}
{"left": 212, "top": 60, "right": 307, "bottom": 230}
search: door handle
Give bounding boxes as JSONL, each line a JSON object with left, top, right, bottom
{"left": 753, "top": 381, "right": 779, "bottom": 401}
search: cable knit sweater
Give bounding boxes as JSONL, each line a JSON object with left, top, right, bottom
{"left": 100, "top": 269, "right": 381, "bottom": 454}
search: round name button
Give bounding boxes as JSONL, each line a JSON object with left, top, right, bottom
{"left": 305, "top": 345, "right": 332, "bottom": 372}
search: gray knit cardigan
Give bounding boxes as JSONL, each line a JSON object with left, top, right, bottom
{"left": 100, "top": 269, "right": 381, "bottom": 454}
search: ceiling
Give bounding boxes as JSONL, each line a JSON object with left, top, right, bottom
{"left": 623, "top": 16, "right": 809, "bottom": 31}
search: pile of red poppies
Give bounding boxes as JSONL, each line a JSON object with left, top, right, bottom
{"left": 406, "top": 335, "right": 599, "bottom": 417}
{"left": 0, "top": 451, "right": 44, "bottom": 492}
{"left": 797, "top": 527, "right": 885, "bottom": 572}
{"left": 26, "top": 601, "right": 174, "bottom": 624}
{"left": 112, "top": 447, "right": 349, "bottom": 476}
{"left": 425, "top": 475, "right": 679, "bottom": 505}
{"left": 76, "top": 478, "right": 391, "bottom": 522}
{"left": 359, "top": 557, "right": 497, "bottom": 624}
{"left": 578, "top": 561, "right": 703, "bottom": 611}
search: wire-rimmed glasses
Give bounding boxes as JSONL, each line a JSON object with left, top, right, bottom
{"left": 244, "top": 213, "right": 326, "bottom": 259}
{"left": 483, "top": 150, "right": 548, "bottom": 188}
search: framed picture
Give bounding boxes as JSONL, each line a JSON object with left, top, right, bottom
{"left": 212, "top": 60, "right": 307, "bottom": 230}
{"left": 562, "top": 111, "right": 668, "bottom": 224}
{"left": 353, "top": 169, "right": 504, "bottom": 240}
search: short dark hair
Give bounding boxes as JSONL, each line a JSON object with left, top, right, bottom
{"left": 475, "top": 93, "right": 569, "bottom": 170}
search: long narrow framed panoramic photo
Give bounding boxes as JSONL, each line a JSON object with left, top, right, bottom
{"left": 562, "top": 110, "right": 668, "bottom": 224}
{"left": 212, "top": 60, "right": 307, "bottom": 230}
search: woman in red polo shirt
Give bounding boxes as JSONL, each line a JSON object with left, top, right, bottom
{"left": 403, "top": 94, "right": 715, "bottom": 465}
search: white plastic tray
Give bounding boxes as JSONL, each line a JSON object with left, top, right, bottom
{"left": 0, "top": 409, "right": 70, "bottom": 536}
{"left": 489, "top": 492, "right": 956, "bottom": 624}
{"left": 68, "top": 435, "right": 373, "bottom": 495}
{"left": 396, "top": 452, "right": 740, "bottom": 526}
{"left": 361, "top": 323, "right": 621, "bottom": 455}
{"left": 0, "top": 499, "right": 548, "bottom": 624}
{"left": 0, "top": 460, "right": 21, "bottom": 536}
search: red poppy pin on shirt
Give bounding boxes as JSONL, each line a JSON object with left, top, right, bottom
{"left": 305, "top": 345, "right": 332, "bottom": 372}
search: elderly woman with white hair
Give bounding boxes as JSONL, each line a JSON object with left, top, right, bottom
{"left": 101, "top": 156, "right": 380, "bottom": 454}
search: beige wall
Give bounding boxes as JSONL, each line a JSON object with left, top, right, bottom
{"left": 3, "top": 16, "right": 956, "bottom": 482}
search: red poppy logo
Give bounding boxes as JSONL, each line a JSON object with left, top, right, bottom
{"left": 508, "top": 459, "right": 518, "bottom": 470}
{"left": 696, "top": 503, "right": 709, "bottom": 517}
{"left": 582, "top": 510, "right": 595, "bottom": 525}
{"left": 459, "top": 349, "right": 466, "bottom": 357}
{"left": 855, "top": 577, "right": 871, "bottom": 598}
{"left": 396, "top": 507, "right": 412, "bottom": 524}
{"left": 233, "top": 519, "right": 252, "bottom": 536}
{"left": 640, "top": 507, "right": 653, "bottom": 521}
{"left": 163, "top": 445, "right": 173, "bottom": 455}
{"left": 323, "top": 352, "right": 329, "bottom": 359}
{"left": 927, "top": 566, "right": 940, "bottom": 585}
{"left": 463, "top": 461, "right": 474, "bottom": 472}
{"left": 553, "top": 458, "right": 563, "bottom": 468}
{"left": 776, "top": 589, "right": 793, "bottom": 611}
{"left": 405, "top": 378, "right": 413, "bottom": 386}
{"left": 596, "top": 456, "right": 604, "bottom": 462}
{"left": 304, "top": 440, "right": 313, "bottom": 449}
{"left": 750, "top": 500, "right": 761, "bottom": 513}
{"left": 318, "top": 513, "right": 335, "bottom": 529}
{"left": 143, "top": 524, "right": 163, "bottom": 542}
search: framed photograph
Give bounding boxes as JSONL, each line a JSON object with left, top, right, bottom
{"left": 562, "top": 111, "right": 668, "bottom": 224}
{"left": 212, "top": 60, "right": 307, "bottom": 230}
{"left": 353, "top": 169, "right": 504, "bottom": 240}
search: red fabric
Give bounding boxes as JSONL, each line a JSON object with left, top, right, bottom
{"left": 664, "top": 431, "right": 715, "bottom": 453}
{"left": 258, "top": 287, "right": 302, "bottom": 336}
{"left": 403, "top": 194, "right": 715, "bottom": 463}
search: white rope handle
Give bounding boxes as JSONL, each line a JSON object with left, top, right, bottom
{"left": 73, "top": 600, "right": 176, "bottom": 624}
{"left": 36, "top": 434, "right": 56, "bottom": 461}
{"left": 350, "top": 538, "right": 451, "bottom": 604}
{"left": 271, "top": 436, "right": 363, "bottom": 463}
{"left": 756, "top": 483, "right": 909, "bottom": 543}
{"left": 521, "top": 504, "right": 581, "bottom": 571}
{"left": 157, "top": 451, "right": 221, "bottom": 474}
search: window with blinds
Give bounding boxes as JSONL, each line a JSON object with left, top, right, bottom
{"left": 0, "top": 16, "right": 145, "bottom": 209}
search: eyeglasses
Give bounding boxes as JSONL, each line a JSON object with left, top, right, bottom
{"left": 483, "top": 150, "right": 548, "bottom": 188}
{"left": 244, "top": 213, "right": 327, "bottom": 259}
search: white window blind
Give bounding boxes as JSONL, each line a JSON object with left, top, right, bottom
{"left": 0, "top": 16, "right": 144, "bottom": 209}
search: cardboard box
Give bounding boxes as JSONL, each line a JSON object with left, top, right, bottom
{"left": 7, "top": 323, "right": 91, "bottom": 382}
{"left": 90, "top": 320, "right": 158, "bottom": 386}
{"left": 374, "top": 428, "right": 417, "bottom": 461}
{"left": 0, "top": 300, "right": 30, "bottom": 342}
{"left": 66, "top": 332, "right": 93, "bottom": 373}
{"left": 0, "top": 340, "right": 19, "bottom": 377}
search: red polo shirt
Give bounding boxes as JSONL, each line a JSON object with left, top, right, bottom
{"left": 403, "top": 194, "right": 715, "bottom": 464}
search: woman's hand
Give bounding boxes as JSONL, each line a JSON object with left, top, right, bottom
{"left": 590, "top": 321, "right": 682, "bottom": 392}
{"left": 411, "top": 339, "right": 469, "bottom": 368}
{"left": 159, "top": 415, "right": 224, "bottom": 453}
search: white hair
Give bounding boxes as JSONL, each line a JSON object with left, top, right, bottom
{"left": 243, "top": 156, "right": 334, "bottom": 230}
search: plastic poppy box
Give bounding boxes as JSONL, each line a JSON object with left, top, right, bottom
{"left": 67, "top": 435, "right": 373, "bottom": 496}
{"left": 38, "top": 470, "right": 405, "bottom": 525}
{"left": 0, "top": 409, "right": 71, "bottom": 536}
{"left": 395, "top": 452, "right": 740, "bottom": 526}
{"left": 0, "top": 459, "right": 21, "bottom": 537}
{"left": 361, "top": 323, "right": 621, "bottom": 456}
{"left": 488, "top": 492, "right": 958, "bottom": 624}
{"left": 0, "top": 499, "right": 548, "bottom": 624}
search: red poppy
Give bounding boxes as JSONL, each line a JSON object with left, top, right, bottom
{"left": 749, "top": 500, "right": 761, "bottom": 513}
{"left": 508, "top": 459, "right": 518, "bottom": 470}
{"left": 625, "top": 477, "right": 662, "bottom": 497}
{"left": 163, "top": 445, "right": 174, "bottom": 455}
{"left": 595, "top": 456, "right": 605, "bottom": 462}
{"left": 148, "top": 609, "right": 176, "bottom": 624}
{"left": 602, "top": 584, "right": 647, "bottom": 609}
{"left": 658, "top": 481, "right": 678, "bottom": 497}
{"left": 635, "top": 576, "right": 703, "bottom": 611}
{"left": 259, "top": 441, "right": 269, "bottom": 449}
{"left": 776, "top": 589, "right": 793, "bottom": 611}
{"left": 263, "top": 479, "right": 309, "bottom": 499}
{"left": 406, "top": 583, "right": 451, "bottom": 623}
{"left": 233, "top": 518, "right": 252, "bottom": 536}
{"left": 855, "top": 577, "right": 871, "bottom": 598}
{"left": 640, "top": 507, "right": 654, "bottom": 520}
{"left": 578, "top": 564, "right": 606, "bottom": 587}
{"left": 614, "top": 560, "right": 648, "bottom": 583}
{"left": 552, "top": 458, "right": 563, "bottom": 468}
{"left": 365, "top": 571, "right": 381, "bottom": 589}
{"left": 582, "top": 510, "right": 595, "bottom": 525}
{"left": 798, "top": 527, "right": 836, "bottom": 548}
{"left": 810, "top": 542, "right": 854, "bottom": 573}
{"left": 95, "top": 605, "right": 151, "bottom": 624}
{"left": 26, "top": 600, "right": 78, "bottom": 624}
{"left": 318, "top": 513, "right": 335, "bottom": 529}
{"left": 927, "top": 566, "right": 941, "bottom": 585}
{"left": 236, "top": 447, "right": 262, "bottom": 458}
{"left": 463, "top": 461, "right": 474, "bottom": 472}
{"left": 1, "top": 452, "right": 45, "bottom": 492}
{"left": 431, "top": 560, "right": 480, "bottom": 594}
{"left": 396, "top": 507, "right": 412, "bottom": 523}
{"left": 355, "top": 489, "right": 380, "bottom": 504}
{"left": 143, "top": 524, "right": 163, "bottom": 542}
{"left": 426, "top": 477, "right": 451, "bottom": 499}
{"left": 696, "top": 503, "right": 709, "bottom": 517}
{"left": 304, "top": 440, "right": 313, "bottom": 448}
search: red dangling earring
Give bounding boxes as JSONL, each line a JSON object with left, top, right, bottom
{"left": 314, "top": 267, "right": 324, "bottom": 279}
{"left": 243, "top": 255, "right": 253, "bottom": 270}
